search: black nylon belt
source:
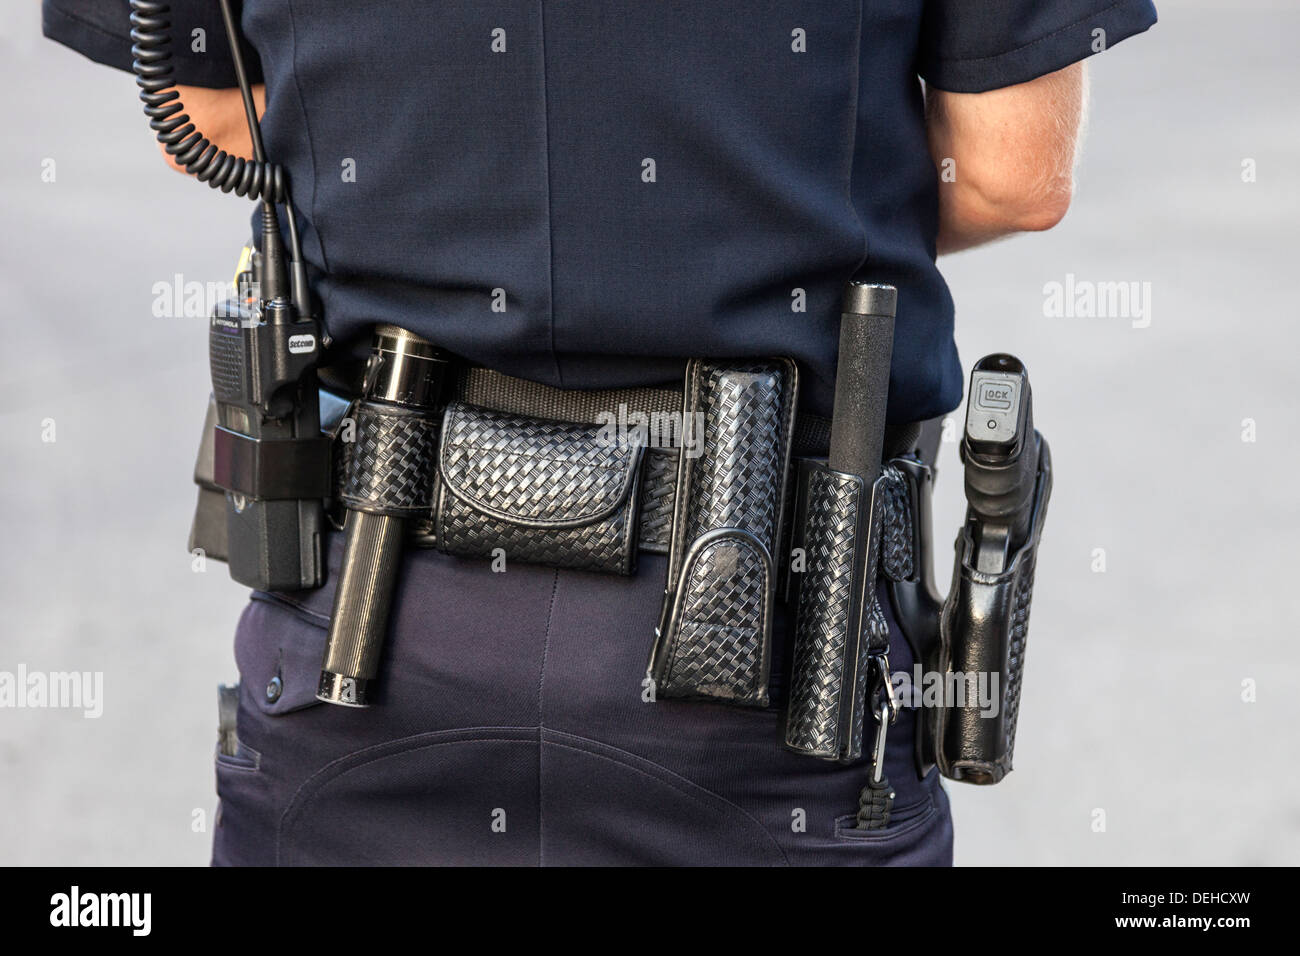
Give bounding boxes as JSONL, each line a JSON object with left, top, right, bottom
{"left": 321, "top": 364, "right": 835, "bottom": 458}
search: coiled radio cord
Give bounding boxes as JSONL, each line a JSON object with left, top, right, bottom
{"left": 128, "top": 0, "right": 309, "bottom": 314}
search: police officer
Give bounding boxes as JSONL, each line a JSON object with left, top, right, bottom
{"left": 44, "top": 0, "right": 1156, "bottom": 865}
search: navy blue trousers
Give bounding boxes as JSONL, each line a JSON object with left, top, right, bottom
{"left": 213, "top": 536, "right": 953, "bottom": 865}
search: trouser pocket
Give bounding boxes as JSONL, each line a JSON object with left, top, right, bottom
{"left": 212, "top": 680, "right": 271, "bottom": 864}
{"left": 212, "top": 594, "right": 331, "bottom": 866}
{"left": 832, "top": 791, "right": 938, "bottom": 842}
{"left": 215, "top": 682, "right": 259, "bottom": 771}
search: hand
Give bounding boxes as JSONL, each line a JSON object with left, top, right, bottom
{"left": 158, "top": 84, "right": 266, "bottom": 174}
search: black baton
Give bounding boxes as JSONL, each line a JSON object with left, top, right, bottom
{"left": 785, "top": 281, "right": 897, "bottom": 765}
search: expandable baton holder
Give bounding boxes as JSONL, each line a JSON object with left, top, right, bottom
{"left": 785, "top": 283, "right": 900, "bottom": 827}
{"left": 318, "top": 326, "right": 449, "bottom": 707}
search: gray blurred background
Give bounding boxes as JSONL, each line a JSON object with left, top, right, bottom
{"left": 2, "top": 1, "right": 1297, "bottom": 865}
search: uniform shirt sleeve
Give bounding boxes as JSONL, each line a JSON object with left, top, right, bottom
{"left": 918, "top": 0, "right": 1157, "bottom": 92}
{"left": 42, "top": 0, "right": 263, "bottom": 88}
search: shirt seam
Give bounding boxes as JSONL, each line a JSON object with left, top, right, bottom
{"left": 285, "top": 0, "right": 329, "bottom": 275}
{"left": 847, "top": 0, "right": 868, "bottom": 272}
{"left": 538, "top": 0, "right": 563, "bottom": 384}
{"left": 536, "top": 570, "right": 560, "bottom": 868}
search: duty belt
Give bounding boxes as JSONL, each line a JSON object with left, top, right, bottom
{"left": 305, "top": 365, "right": 920, "bottom": 581}
{"left": 190, "top": 281, "right": 1055, "bottom": 836}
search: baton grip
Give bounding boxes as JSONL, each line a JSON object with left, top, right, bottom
{"left": 828, "top": 282, "right": 896, "bottom": 482}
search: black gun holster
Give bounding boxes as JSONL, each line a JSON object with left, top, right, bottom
{"left": 885, "top": 434, "right": 1054, "bottom": 785}
{"left": 932, "top": 436, "right": 1052, "bottom": 784}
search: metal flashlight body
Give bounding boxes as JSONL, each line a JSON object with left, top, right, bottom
{"left": 318, "top": 326, "right": 450, "bottom": 707}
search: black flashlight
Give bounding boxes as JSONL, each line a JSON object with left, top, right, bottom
{"left": 318, "top": 325, "right": 449, "bottom": 706}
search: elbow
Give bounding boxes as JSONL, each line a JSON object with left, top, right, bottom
{"left": 935, "top": 176, "right": 1074, "bottom": 255}
{"left": 1005, "top": 179, "right": 1074, "bottom": 233}
{"left": 945, "top": 173, "right": 1074, "bottom": 241}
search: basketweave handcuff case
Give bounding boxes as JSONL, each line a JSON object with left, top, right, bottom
{"left": 431, "top": 401, "right": 647, "bottom": 575}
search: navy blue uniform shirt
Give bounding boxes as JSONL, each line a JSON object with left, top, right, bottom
{"left": 46, "top": 0, "right": 1156, "bottom": 421}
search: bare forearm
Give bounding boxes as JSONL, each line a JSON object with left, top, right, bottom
{"left": 926, "top": 64, "right": 1087, "bottom": 255}
{"left": 159, "top": 84, "right": 265, "bottom": 173}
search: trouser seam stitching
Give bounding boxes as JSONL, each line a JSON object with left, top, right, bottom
{"left": 536, "top": 569, "right": 560, "bottom": 867}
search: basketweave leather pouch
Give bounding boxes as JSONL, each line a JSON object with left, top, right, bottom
{"left": 433, "top": 401, "right": 647, "bottom": 575}
{"left": 648, "top": 359, "right": 798, "bottom": 707}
